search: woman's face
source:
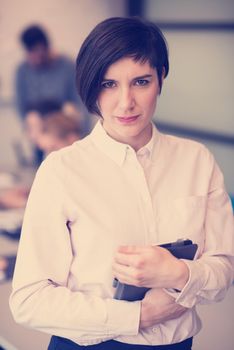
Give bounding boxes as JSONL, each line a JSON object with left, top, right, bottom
{"left": 97, "top": 57, "right": 161, "bottom": 151}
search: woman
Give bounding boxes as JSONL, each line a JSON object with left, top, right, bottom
{"left": 10, "top": 17, "right": 234, "bottom": 350}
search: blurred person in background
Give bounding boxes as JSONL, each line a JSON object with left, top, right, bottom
{"left": 35, "top": 110, "right": 82, "bottom": 156}
{"left": 0, "top": 187, "right": 29, "bottom": 210}
{"left": 24, "top": 100, "right": 82, "bottom": 161}
{"left": 0, "top": 105, "right": 81, "bottom": 284}
{"left": 24, "top": 100, "right": 62, "bottom": 165}
{"left": 0, "top": 100, "right": 81, "bottom": 212}
{"left": 0, "top": 255, "right": 16, "bottom": 284}
{"left": 15, "top": 24, "right": 89, "bottom": 135}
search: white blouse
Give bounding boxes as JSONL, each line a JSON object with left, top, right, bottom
{"left": 10, "top": 121, "right": 234, "bottom": 346}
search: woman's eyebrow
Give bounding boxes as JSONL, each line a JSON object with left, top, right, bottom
{"left": 102, "top": 74, "right": 153, "bottom": 81}
{"left": 133, "top": 74, "right": 153, "bottom": 80}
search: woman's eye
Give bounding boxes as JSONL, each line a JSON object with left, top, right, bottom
{"left": 101, "top": 81, "right": 116, "bottom": 89}
{"left": 135, "top": 79, "right": 149, "bottom": 86}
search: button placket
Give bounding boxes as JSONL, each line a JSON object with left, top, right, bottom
{"left": 124, "top": 148, "right": 158, "bottom": 244}
{"left": 134, "top": 150, "right": 158, "bottom": 244}
{"left": 124, "top": 150, "right": 152, "bottom": 243}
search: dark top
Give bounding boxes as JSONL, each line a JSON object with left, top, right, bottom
{"left": 15, "top": 55, "right": 81, "bottom": 118}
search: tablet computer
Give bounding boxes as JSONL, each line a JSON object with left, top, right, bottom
{"left": 113, "top": 239, "right": 198, "bottom": 301}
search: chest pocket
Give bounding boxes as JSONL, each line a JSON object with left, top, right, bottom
{"left": 158, "top": 196, "right": 207, "bottom": 253}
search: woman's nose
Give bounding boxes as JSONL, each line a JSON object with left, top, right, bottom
{"left": 118, "top": 87, "right": 135, "bottom": 112}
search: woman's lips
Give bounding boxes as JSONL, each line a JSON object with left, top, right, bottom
{"left": 116, "top": 115, "right": 139, "bottom": 124}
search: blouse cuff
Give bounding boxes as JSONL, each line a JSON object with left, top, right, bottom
{"left": 170, "top": 259, "right": 205, "bottom": 308}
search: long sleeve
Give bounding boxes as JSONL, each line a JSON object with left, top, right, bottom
{"left": 9, "top": 153, "right": 140, "bottom": 343}
{"left": 172, "top": 156, "right": 234, "bottom": 308}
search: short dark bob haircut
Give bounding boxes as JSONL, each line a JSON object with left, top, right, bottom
{"left": 21, "top": 25, "right": 49, "bottom": 51}
{"left": 76, "top": 17, "right": 169, "bottom": 116}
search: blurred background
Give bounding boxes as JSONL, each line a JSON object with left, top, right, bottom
{"left": 0, "top": 1, "right": 233, "bottom": 349}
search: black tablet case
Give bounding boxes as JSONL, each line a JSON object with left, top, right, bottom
{"left": 113, "top": 240, "right": 198, "bottom": 301}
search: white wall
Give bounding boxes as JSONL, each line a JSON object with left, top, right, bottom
{"left": 156, "top": 31, "right": 234, "bottom": 135}
{"left": 146, "top": 0, "right": 234, "bottom": 21}
{"left": 146, "top": 0, "right": 234, "bottom": 133}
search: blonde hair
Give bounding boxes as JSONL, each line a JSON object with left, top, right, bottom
{"left": 42, "top": 111, "right": 82, "bottom": 139}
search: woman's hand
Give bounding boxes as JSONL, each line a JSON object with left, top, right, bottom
{"left": 113, "top": 245, "right": 189, "bottom": 290}
{"left": 140, "top": 288, "right": 188, "bottom": 329}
